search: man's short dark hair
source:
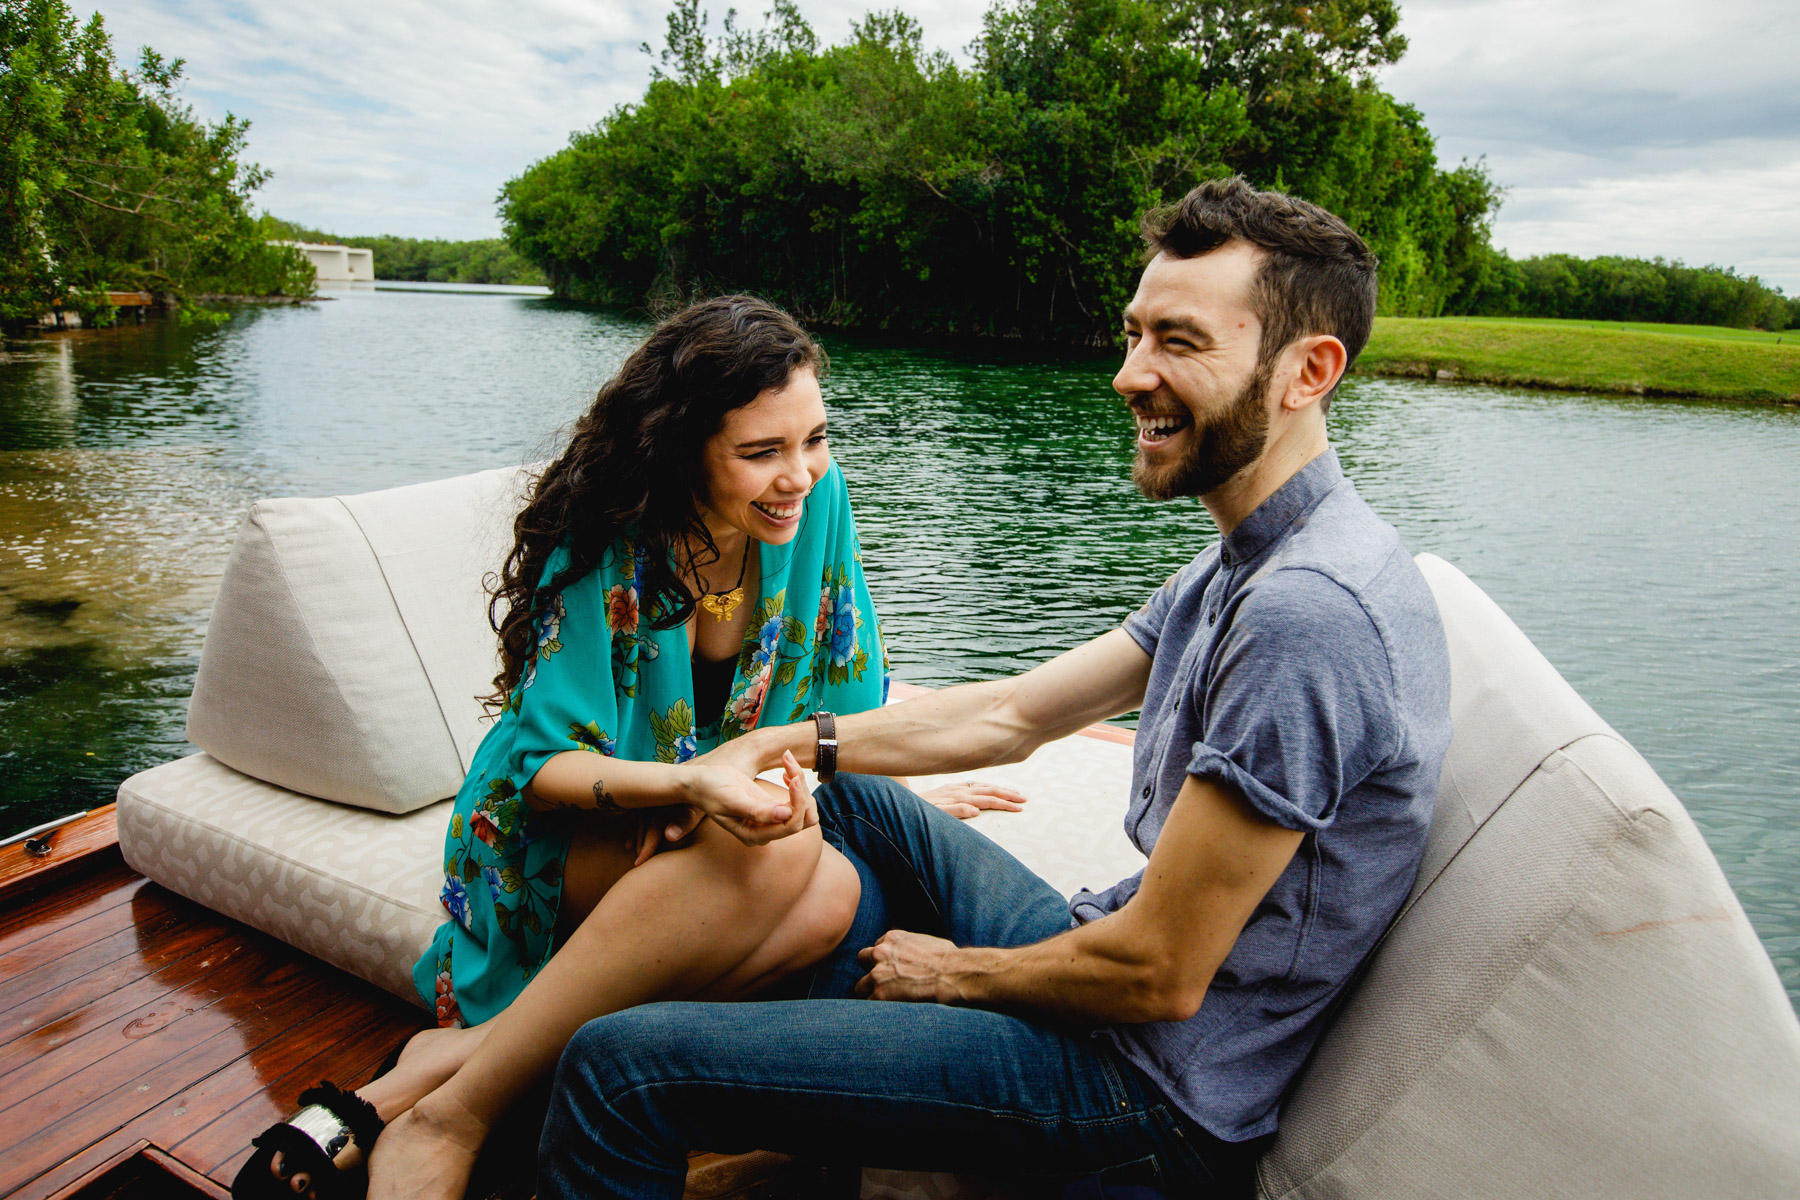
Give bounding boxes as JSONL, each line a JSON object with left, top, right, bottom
{"left": 1142, "top": 177, "right": 1377, "bottom": 411}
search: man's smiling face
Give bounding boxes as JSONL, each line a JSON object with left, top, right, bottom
{"left": 1114, "top": 241, "right": 1273, "bottom": 501}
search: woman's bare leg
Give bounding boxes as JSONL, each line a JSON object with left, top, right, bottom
{"left": 363, "top": 818, "right": 857, "bottom": 1200}
{"left": 697, "top": 841, "right": 860, "bottom": 999}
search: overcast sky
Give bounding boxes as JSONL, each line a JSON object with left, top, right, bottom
{"left": 83, "top": 0, "right": 1800, "bottom": 291}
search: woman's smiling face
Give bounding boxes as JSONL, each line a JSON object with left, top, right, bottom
{"left": 697, "top": 366, "right": 830, "bottom": 545}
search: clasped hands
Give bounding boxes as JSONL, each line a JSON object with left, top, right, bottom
{"left": 629, "top": 750, "right": 815, "bottom": 865}
{"left": 636, "top": 748, "right": 985, "bottom": 1005}
{"left": 632, "top": 745, "right": 1028, "bottom": 865}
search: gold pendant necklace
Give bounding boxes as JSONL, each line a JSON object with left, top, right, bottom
{"left": 698, "top": 540, "right": 749, "bottom": 622}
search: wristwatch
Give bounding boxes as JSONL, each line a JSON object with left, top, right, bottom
{"left": 812, "top": 711, "right": 838, "bottom": 784}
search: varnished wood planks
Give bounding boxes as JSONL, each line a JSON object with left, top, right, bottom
{"left": 0, "top": 809, "right": 123, "bottom": 903}
{"left": 39, "top": 1140, "right": 230, "bottom": 1200}
{"left": 2, "top": 797, "right": 899, "bottom": 1199}
{"left": 0, "top": 851, "right": 430, "bottom": 1200}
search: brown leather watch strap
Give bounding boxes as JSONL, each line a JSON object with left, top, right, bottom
{"left": 812, "top": 711, "right": 838, "bottom": 784}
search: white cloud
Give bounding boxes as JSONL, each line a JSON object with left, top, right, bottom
{"left": 85, "top": 0, "right": 675, "bottom": 236}
{"left": 81, "top": 1, "right": 984, "bottom": 239}
{"left": 1385, "top": 0, "right": 1800, "bottom": 290}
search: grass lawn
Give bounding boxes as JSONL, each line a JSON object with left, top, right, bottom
{"left": 1357, "top": 316, "right": 1800, "bottom": 402}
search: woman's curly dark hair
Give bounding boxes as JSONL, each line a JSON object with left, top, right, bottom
{"left": 484, "top": 295, "right": 827, "bottom": 711}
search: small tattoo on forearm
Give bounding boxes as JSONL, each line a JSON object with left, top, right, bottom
{"left": 592, "top": 778, "right": 624, "bottom": 814}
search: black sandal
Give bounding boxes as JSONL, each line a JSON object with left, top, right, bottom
{"left": 232, "top": 1081, "right": 385, "bottom": 1199}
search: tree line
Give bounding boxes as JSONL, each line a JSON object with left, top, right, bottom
{"left": 502, "top": 0, "right": 1499, "bottom": 344}
{"left": 0, "top": 0, "right": 312, "bottom": 324}
{"left": 265, "top": 220, "right": 546, "bottom": 287}
{"left": 1459, "top": 252, "right": 1796, "bottom": 331}
{"left": 502, "top": 0, "right": 1792, "bottom": 340}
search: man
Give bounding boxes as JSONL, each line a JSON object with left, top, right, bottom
{"left": 537, "top": 177, "right": 1453, "bottom": 1198}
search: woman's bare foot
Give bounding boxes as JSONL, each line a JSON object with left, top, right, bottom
{"left": 268, "top": 1024, "right": 489, "bottom": 1195}
{"left": 361, "top": 1024, "right": 489, "bottom": 1120}
{"left": 366, "top": 1089, "right": 488, "bottom": 1200}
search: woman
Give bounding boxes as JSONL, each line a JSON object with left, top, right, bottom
{"left": 238, "top": 295, "right": 1024, "bottom": 1200}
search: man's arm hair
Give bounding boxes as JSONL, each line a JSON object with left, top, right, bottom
{"left": 724, "top": 628, "right": 1155, "bottom": 778}
{"left": 860, "top": 773, "right": 1304, "bottom": 1025}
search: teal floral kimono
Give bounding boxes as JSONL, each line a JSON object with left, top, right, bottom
{"left": 412, "top": 461, "right": 889, "bottom": 1027}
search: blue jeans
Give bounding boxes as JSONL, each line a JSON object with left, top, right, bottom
{"left": 537, "top": 775, "right": 1259, "bottom": 1199}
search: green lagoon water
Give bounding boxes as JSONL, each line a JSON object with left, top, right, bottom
{"left": 3, "top": 284, "right": 1797, "bottom": 1004}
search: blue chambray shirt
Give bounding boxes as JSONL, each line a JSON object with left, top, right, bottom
{"left": 1069, "top": 449, "right": 1452, "bottom": 1142}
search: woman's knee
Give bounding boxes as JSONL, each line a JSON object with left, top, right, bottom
{"left": 690, "top": 819, "right": 822, "bottom": 893}
{"left": 782, "top": 846, "right": 861, "bottom": 968}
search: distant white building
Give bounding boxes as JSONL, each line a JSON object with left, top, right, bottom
{"left": 274, "top": 241, "right": 375, "bottom": 284}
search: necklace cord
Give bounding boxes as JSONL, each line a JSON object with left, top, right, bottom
{"left": 702, "top": 539, "right": 749, "bottom": 598}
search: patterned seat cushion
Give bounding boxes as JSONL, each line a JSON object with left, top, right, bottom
{"left": 116, "top": 730, "right": 1144, "bottom": 1006}
{"left": 117, "top": 752, "right": 449, "bottom": 1002}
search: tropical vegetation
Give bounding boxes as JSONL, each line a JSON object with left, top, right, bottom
{"left": 0, "top": 0, "right": 312, "bottom": 324}
{"left": 263, "top": 219, "right": 547, "bottom": 286}
{"left": 1455, "top": 253, "right": 1796, "bottom": 332}
{"left": 501, "top": 0, "right": 1501, "bottom": 343}
{"left": 501, "top": 0, "right": 1794, "bottom": 342}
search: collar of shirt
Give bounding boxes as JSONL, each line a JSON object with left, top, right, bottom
{"left": 1219, "top": 448, "right": 1345, "bottom": 568}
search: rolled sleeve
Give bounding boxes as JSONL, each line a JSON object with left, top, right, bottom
{"left": 1187, "top": 744, "right": 1333, "bottom": 833}
{"left": 1188, "top": 568, "right": 1400, "bottom": 831}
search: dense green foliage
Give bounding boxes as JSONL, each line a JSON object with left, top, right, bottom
{"left": 347, "top": 235, "right": 545, "bottom": 285}
{"left": 1359, "top": 316, "right": 1800, "bottom": 401}
{"left": 1457, "top": 253, "right": 1797, "bottom": 332}
{"left": 263, "top": 218, "right": 546, "bottom": 285}
{"left": 502, "top": 0, "right": 1497, "bottom": 343}
{"left": 0, "top": 0, "right": 312, "bottom": 323}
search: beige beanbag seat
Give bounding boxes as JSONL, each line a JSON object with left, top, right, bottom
{"left": 116, "top": 469, "right": 1800, "bottom": 1200}
{"left": 1257, "top": 555, "right": 1800, "bottom": 1199}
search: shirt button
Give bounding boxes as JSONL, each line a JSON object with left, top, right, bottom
{"left": 1142, "top": 785, "right": 1153, "bottom": 798}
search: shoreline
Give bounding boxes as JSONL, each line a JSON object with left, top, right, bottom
{"left": 1352, "top": 360, "right": 1800, "bottom": 405}
{"left": 1358, "top": 316, "right": 1800, "bottom": 404}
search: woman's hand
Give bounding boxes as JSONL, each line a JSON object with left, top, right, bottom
{"left": 656, "top": 751, "right": 817, "bottom": 853}
{"left": 918, "top": 781, "right": 1029, "bottom": 820}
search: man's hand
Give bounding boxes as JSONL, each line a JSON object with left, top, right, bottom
{"left": 854, "top": 930, "right": 973, "bottom": 1004}
{"left": 918, "top": 781, "right": 1028, "bottom": 820}
{"left": 671, "top": 751, "right": 816, "bottom": 851}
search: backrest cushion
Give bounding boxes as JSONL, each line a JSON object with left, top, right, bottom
{"left": 1257, "top": 554, "right": 1800, "bottom": 1199}
{"left": 186, "top": 466, "right": 528, "bottom": 813}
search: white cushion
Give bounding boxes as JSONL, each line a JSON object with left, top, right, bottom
{"left": 116, "top": 730, "right": 1145, "bottom": 1011}
{"left": 1257, "top": 554, "right": 1800, "bottom": 1199}
{"left": 185, "top": 466, "right": 527, "bottom": 813}
{"left": 117, "top": 752, "right": 447, "bottom": 1002}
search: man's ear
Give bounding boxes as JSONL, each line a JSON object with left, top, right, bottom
{"left": 1279, "top": 335, "right": 1348, "bottom": 412}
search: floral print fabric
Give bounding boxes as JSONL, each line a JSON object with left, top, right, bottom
{"left": 411, "top": 461, "right": 888, "bottom": 1027}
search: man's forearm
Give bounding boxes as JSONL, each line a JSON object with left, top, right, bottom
{"left": 739, "top": 677, "right": 1039, "bottom": 778}
{"left": 875, "top": 912, "right": 1212, "bottom": 1027}
{"left": 722, "top": 630, "right": 1153, "bottom": 781}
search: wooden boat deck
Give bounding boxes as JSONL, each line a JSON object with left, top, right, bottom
{"left": 0, "top": 809, "right": 842, "bottom": 1200}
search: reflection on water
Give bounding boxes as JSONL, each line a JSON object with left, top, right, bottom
{"left": 0, "top": 447, "right": 248, "bottom": 664}
{"left": 2, "top": 289, "right": 1797, "bottom": 1007}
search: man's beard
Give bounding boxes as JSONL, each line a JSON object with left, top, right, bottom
{"left": 1131, "top": 361, "right": 1272, "bottom": 502}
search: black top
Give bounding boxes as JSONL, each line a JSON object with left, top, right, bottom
{"left": 693, "top": 653, "right": 738, "bottom": 729}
